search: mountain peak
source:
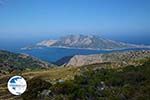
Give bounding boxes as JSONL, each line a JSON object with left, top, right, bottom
{"left": 32, "top": 34, "right": 150, "bottom": 50}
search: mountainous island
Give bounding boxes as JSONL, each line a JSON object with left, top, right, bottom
{"left": 23, "top": 34, "right": 150, "bottom": 50}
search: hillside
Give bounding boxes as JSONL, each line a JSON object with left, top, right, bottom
{"left": 21, "top": 58, "right": 150, "bottom": 100}
{"left": 0, "top": 65, "right": 81, "bottom": 100}
{"left": 0, "top": 50, "right": 55, "bottom": 74}
{"left": 56, "top": 50, "right": 150, "bottom": 67}
{"left": 33, "top": 34, "right": 150, "bottom": 50}
{"left": 0, "top": 50, "right": 150, "bottom": 100}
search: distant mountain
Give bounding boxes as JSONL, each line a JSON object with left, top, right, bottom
{"left": 0, "top": 50, "right": 55, "bottom": 74}
{"left": 28, "top": 34, "right": 150, "bottom": 50}
{"left": 55, "top": 50, "right": 150, "bottom": 67}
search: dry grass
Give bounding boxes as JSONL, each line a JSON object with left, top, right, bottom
{"left": 0, "top": 67, "right": 81, "bottom": 100}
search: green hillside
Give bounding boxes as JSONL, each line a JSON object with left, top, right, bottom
{"left": 0, "top": 50, "right": 55, "bottom": 74}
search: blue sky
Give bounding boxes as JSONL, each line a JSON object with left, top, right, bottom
{"left": 0, "top": 0, "right": 150, "bottom": 44}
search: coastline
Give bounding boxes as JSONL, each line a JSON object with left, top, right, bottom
{"left": 21, "top": 45, "right": 150, "bottom": 51}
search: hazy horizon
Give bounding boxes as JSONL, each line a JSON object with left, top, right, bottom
{"left": 0, "top": 0, "right": 150, "bottom": 49}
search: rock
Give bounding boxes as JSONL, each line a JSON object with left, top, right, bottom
{"left": 66, "top": 54, "right": 103, "bottom": 67}
{"left": 41, "top": 89, "right": 51, "bottom": 96}
{"left": 56, "top": 50, "right": 150, "bottom": 67}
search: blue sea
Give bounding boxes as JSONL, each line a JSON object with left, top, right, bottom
{"left": 8, "top": 47, "right": 150, "bottom": 63}
{"left": 0, "top": 36, "right": 150, "bottom": 63}
{"left": 17, "top": 47, "right": 112, "bottom": 62}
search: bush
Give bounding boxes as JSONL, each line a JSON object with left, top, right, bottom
{"left": 22, "top": 77, "right": 52, "bottom": 100}
{"left": 22, "top": 58, "right": 150, "bottom": 100}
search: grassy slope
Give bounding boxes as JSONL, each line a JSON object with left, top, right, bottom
{"left": 0, "top": 67, "right": 81, "bottom": 100}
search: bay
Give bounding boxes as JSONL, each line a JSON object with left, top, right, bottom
{"left": 14, "top": 47, "right": 150, "bottom": 63}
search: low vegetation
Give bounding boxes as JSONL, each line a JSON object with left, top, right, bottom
{"left": 0, "top": 50, "right": 54, "bottom": 75}
{"left": 1, "top": 50, "right": 150, "bottom": 100}
{"left": 22, "top": 59, "right": 150, "bottom": 100}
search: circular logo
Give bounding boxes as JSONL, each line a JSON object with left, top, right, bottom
{"left": 7, "top": 76, "right": 27, "bottom": 95}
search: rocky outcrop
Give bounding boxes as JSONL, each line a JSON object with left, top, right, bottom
{"left": 36, "top": 40, "right": 57, "bottom": 47}
{"left": 66, "top": 54, "right": 103, "bottom": 67}
{"left": 57, "top": 50, "right": 150, "bottom": 67}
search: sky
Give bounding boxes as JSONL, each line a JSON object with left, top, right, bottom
{"left": 0, "top": 0, "right": 150, "bottom": 45}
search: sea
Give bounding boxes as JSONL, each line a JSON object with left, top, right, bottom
{"left": 1, "top": 46, "right": 150, "bottom": 63}
{"left": 0, "top": 37, "right": 150, "bottom": 63}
